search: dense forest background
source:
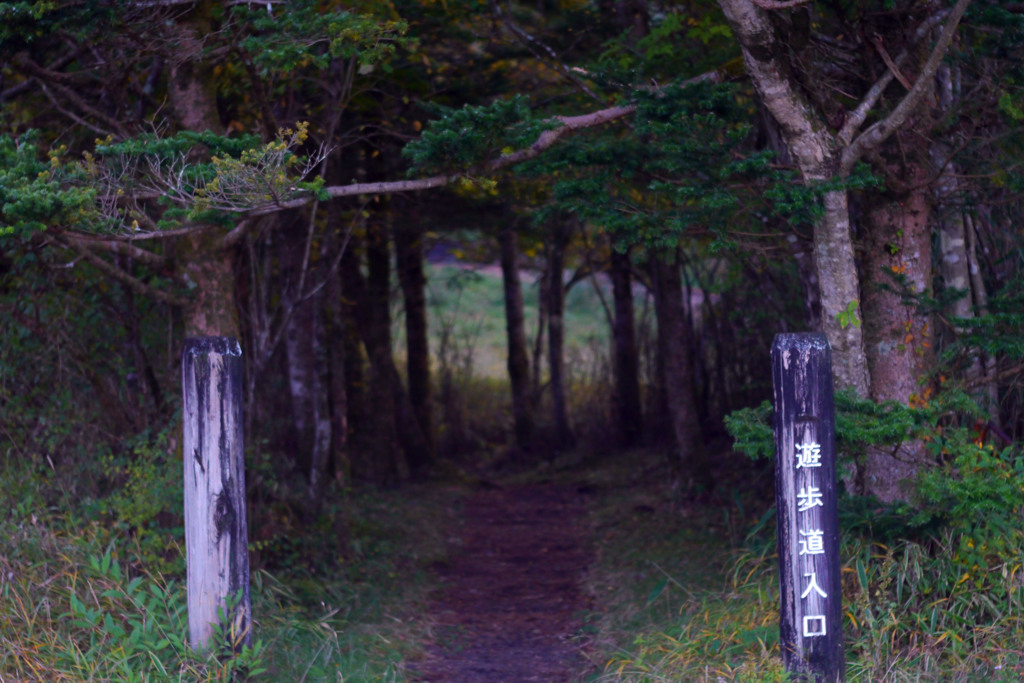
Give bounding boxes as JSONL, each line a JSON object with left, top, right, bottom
{"left": 3, "top": 0, "right": 1024, "bottom": 679}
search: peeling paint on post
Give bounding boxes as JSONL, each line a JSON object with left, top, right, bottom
{"left": 182, "top": 337, "right": 251, "bottom": 652}
{"left": 772, "top": 333, "right": 844, "bottom": 682}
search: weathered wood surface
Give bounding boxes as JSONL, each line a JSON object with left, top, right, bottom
{"left": 182, "top": 337, "right": 251, "bottom": 651}
{"left": 772, "top": 333, "right": 844, "bottom": 682}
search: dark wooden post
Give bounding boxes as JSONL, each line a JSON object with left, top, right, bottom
{"left": 182, "top": 337, "right": 252, "bottom": 651}
{"left": 771, "top": 333, "right": 844, "bottom": 682}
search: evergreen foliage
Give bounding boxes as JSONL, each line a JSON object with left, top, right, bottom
{"left": 0, "top": 132, "right": 95, "bottom": 237}
{"left": 532, "top": 81, "right": 759, "bottom": 251}
{"left": 403, "top": 95, "right": 554, "bottom": 174}
{"left": 230, "top": 2, "right": 407, "bottom": 75}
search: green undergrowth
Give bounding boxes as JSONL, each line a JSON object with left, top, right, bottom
{"left": 578, "top": 448, "right": 789, "bottom": 683}
{"left": 0, "top": 453, "right": 460, "bottom": 682}
{"left": 579, "top": 439, "right": 1024, "bottom": 682}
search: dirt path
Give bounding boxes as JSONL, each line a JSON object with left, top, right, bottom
{"left": 410, "top": 483, "right": 592, "bottom": 682}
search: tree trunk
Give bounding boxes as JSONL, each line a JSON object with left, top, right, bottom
{"left": 166, "top": 3, "right": 221, "bottom": 135}
{"left": 390, "top": 362, "right": 432, "bottom": 475}
{"left": 812, "top": 194, "right": 870, "bottom": 396}
{"left": 716, "top": 0, "right": 871, "bottom": 397}
{"left": 500, "top": 225, "right": 535, "bottom": 449}
{"left": 180, "top": 231, "right": 239, "bottom": 338}
{"left": 547, "top": 221, "right": 573, "bottom": 451}
{"left": 324, "top": 261, "right": 350, "bottom": 488}
{"left": 862, "top": 177, "right": 934, "bottom": 406}
{"left": 168, "top": 6, "right": 241, "bottom": 342}
{"left": 647, "top": 255, "right": 670, "bottom": 441}
{"left": 859, "top": 160, "right": 935, "bottom": 503}
{"left": 964, "top": 212, "right": 1000, "bottom": 420}
{"left": 532, "top": 264, "right": 549, "bottom": 402}
{"left": 651, "top": 251, "right": 706, "bottom": 482}
{"left": 362, "top": 217, "right": 431, "bottom": 478}
{"left": 610, "top": 248, "right": 642, "bottom": 447}
{"left": 932, "top": 66, "right": 1001, "bottom": 421}
{"left": 364, "top": 218, "right": 403, "bottom": 482}
{"left": 339, "top": 230, "right": 372, "bottom": 478}
{"left": 395, "top": 217, "right": 436, "bottom": 462}
{"left": 280, "top": 218, "right": 333, "bottom": 510}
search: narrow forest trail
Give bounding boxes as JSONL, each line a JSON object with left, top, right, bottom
{"left": 410, "top": 483, "right": 593, "bottom": 682}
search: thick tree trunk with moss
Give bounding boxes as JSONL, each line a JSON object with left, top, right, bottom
{"left": 858, "top": 163, "right": 935, "bottom": 501}
{"left": 167, "top": 3, "right": 221, "bottom": 135}
{"left": 611, "top": 248, "right": 642, "bottom": 447}
{"left": 862, "top": 170, "right": 935, "bottom": 406}
{"left": 812, "top": 191, "right": 869, "bottom": 395}
{"left": 168, "top": 5, "right": 242, "bottom": 342}
{"left": 395, "top": 218, "right": 435, "bottom": 462}
{"left": 500, "top": 226, "right": 535, "bottom": 449}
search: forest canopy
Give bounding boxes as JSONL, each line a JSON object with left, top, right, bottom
{"left": 2, "top": 0, "right": 1024, "bottom": 676}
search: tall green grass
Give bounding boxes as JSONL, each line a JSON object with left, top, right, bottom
{"left": 0, "top": 453, "right": 458, "bottom": 682}
{"left": 580, "top": 444, "right": 1024, "bottom": 682}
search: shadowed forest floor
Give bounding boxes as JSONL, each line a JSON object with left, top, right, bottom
{"left": 410, "top": 483, "right": 593, "bottom": 682}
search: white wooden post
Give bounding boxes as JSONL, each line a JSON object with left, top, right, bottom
{"left": 182, "top": 337, "right": 251, "bottom": 651}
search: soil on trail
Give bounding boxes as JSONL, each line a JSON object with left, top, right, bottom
{"left": 411, "top": 483, "right": 592, "bottom": 683}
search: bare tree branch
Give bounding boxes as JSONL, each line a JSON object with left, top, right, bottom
{"left": 841, "top": 0, "right": 972, "bottom": 172}
{"left": 870, "top": 34, "right": 913, "bottom": 91}
{"left": 19, "top": 55, "right": 131, "bottom": 138}
{"left": 59, "top": 238, "right": 190, "bottom": 307}
{"left": 838, "top": 8, "right": 951, "bottom": 146}
{"left": 489, "top": 0, "right": 600, "bottom": 101}
{"left": 220, "top": 218, "right": 255, "bottom": 250}
{"left": 750, "top": 0, "right": 811, "bottom": 9}
{"left": 99, "top": 224, "right": 213, "bottom": 241}
{"left": 59, "top": 232, "right": 169, "bottom": 267}
{"left": 235, "top": 70, "right": 729, "bottom": 225}
{"left": 235, "top": 102, "right": 639, "bottom": 221}
{"left": 38, "top": 82, "right": 120, "bottom": 138}
{"left": 2, "top": 50, "right": 83, "bottom": 101}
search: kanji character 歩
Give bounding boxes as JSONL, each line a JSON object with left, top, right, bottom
{"left": 797, "top": 485, "right": 824, "bottom": 512}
